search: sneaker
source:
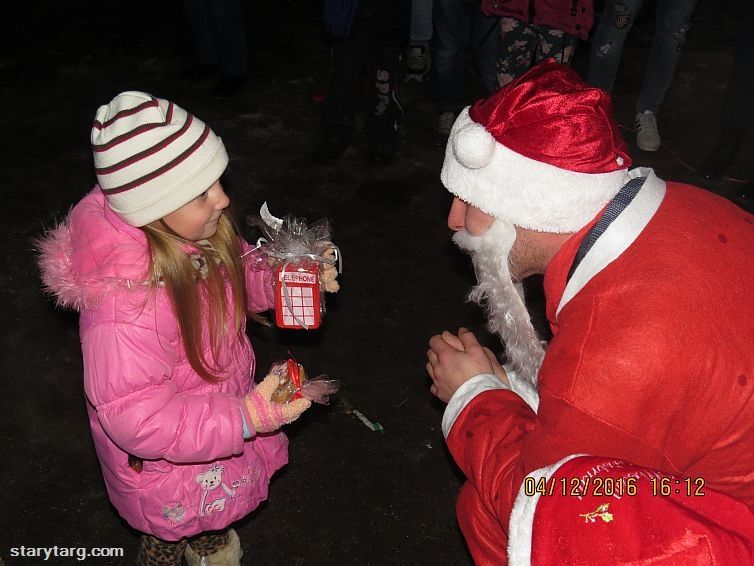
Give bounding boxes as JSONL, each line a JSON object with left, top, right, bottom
{"left": 437, "top": 110, "right": 455, "bottom": 137}
{"left": 635, "top": 110, "right": 661, "bottom": 152}
{"left": 404, "top": 45, "right": 431, "bottom": 83}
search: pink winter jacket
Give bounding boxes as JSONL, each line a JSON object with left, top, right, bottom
{"left": 38, "top": 188, "right": 288, "bottom": 541}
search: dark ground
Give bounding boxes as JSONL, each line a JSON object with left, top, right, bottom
{"left": 1, "top": 1, "right": 752, "bottom": 564}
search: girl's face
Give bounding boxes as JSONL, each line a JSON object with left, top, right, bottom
{"left": 163, "top": 180, "right": 230, "bottom": 241}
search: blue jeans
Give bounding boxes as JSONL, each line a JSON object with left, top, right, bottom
{"left": 587, "top": 0, "right": 698, "bottom": 114}
{"left": 411, "top": 0, "right": 434, "bottom": 44}
{"left": 432, "top": 0, "right": 499, "bottom": 112}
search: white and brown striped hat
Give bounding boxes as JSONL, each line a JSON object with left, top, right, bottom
{"left": 91, "top": 91, "right": 228, "bottom": 227}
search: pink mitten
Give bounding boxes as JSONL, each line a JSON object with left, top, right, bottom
{"left": 243, "top": 373, "right": 311, "bottom": 434}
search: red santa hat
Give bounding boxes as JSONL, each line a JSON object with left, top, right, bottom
{"left": 441, "top": 60, "right": 632, "bottom": 233}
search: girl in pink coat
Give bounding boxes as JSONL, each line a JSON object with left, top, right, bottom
{"left": 38, "top": 91, "right": 334, "bottom": 565}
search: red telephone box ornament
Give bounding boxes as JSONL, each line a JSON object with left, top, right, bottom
{"left": 274, "top": 260, "right": 323, "bottom": 329}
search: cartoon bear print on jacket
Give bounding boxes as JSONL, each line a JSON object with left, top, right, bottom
{"left": 196, "top": 464, "right": 236, "bottom": 516}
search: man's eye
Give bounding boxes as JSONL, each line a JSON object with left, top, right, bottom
{"left": 197, "top": 190, "right": 209, "bottom": 200}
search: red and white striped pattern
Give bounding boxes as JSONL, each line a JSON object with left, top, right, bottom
{"left": 91, "top": 91, "right": 228, "bottom": 227}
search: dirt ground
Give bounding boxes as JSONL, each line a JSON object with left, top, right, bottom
{"left": 1, "top": 0, "right": 751, "bottom": 564}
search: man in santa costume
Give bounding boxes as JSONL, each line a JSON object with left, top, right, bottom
{"left": 426, "top": 60, "right": 754, "bottom": 564}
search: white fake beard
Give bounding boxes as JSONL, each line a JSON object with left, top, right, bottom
{"left": 453, "top": 219, "right": 545, "bottom": 388}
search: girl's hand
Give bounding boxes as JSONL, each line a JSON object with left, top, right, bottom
{"left": 243, "top": 373, "right": 311, "bottom": 434}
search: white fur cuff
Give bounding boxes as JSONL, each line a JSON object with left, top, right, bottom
{"left": 442, "top": 374, "right": 510, "bottom": 437}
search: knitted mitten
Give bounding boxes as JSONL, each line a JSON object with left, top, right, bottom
{"left": 243, "top": 373, "right": 311, "bottom": 434}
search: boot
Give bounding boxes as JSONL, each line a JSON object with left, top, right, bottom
{"left": 184, "top": 529, "right": 243, "bottom": 566}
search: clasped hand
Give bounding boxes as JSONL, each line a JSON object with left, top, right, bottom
{"left": 426, "top": 327, "right": 509, "bottom": 403}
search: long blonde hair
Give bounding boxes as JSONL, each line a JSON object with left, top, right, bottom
{"left": 142, "top": 214, "right": 248, "bottom": 382}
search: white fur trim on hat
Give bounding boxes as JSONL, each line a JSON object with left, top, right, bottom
{"left": 441, "top": 107, "right": 630, "bottom": 233}
{"left": 91, "top": 91, "right": 228, "bottom": 227}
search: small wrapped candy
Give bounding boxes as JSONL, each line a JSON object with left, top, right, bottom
{"left": 266, "top": 359, "right": 341, "bottom": 405}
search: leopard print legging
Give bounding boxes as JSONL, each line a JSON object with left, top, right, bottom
{"left": 136, "top": 530, "right": 230, "bottom": 565}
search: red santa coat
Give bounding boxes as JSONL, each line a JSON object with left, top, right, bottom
{"left": 444, "top": 170, "right": 754, "bottom": 563}
{"left": 509, "top": 455, "right": 754, "bottom": 564}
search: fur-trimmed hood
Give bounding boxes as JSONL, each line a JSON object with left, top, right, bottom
{"left": 37, "top": 187, "right": 150, "bottom": 311}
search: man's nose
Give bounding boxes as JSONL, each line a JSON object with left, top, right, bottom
{"left": 448, "top": 198, "right": 467, "bottom": 231}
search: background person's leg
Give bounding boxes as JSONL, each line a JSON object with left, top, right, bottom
{"left": 432, "top": 0, "right": 472, "bottom": 115}
{"left": 367, "top": 43, "right": 403, "bottom": 162}
{"left": 406, "top": 0, "right": 434, "bottom": 82}
{"left": 208, "top": 0, "right": 248, "bottom": 80}
{"left": 636, "top": 0, "right": 699, "bottom": 114}
{"left": 587, "top": 0, "right": 645, "bottom": 92}
{"left": 497, "top": 18, "right": 536, "bottom": 87}
{"left": 534, "top": 24, "right": 578, "bottom": 66}
{"left": 317, "top": 40, "right": 367, "bottom": 163}
{"left": 471, "top": 8, "right": 500, "bottom": 95}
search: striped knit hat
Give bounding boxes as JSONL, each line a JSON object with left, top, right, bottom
{"left": 91, "top": 91, "right": 228, "bottom": 227}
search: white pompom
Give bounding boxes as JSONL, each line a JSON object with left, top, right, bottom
{"left": 452, "top": 123, "right": 497, "bottom": 169}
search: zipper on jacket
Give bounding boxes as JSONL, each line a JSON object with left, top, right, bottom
{"left": 528, "top": 0, "right": 534, "bottom": 24}
{"left": 571, "top": 0, "right": 578, "bottom": 17}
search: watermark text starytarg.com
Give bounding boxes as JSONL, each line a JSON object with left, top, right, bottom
{"left": 7, "top": 545, "right": 125, "bottom": 561}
